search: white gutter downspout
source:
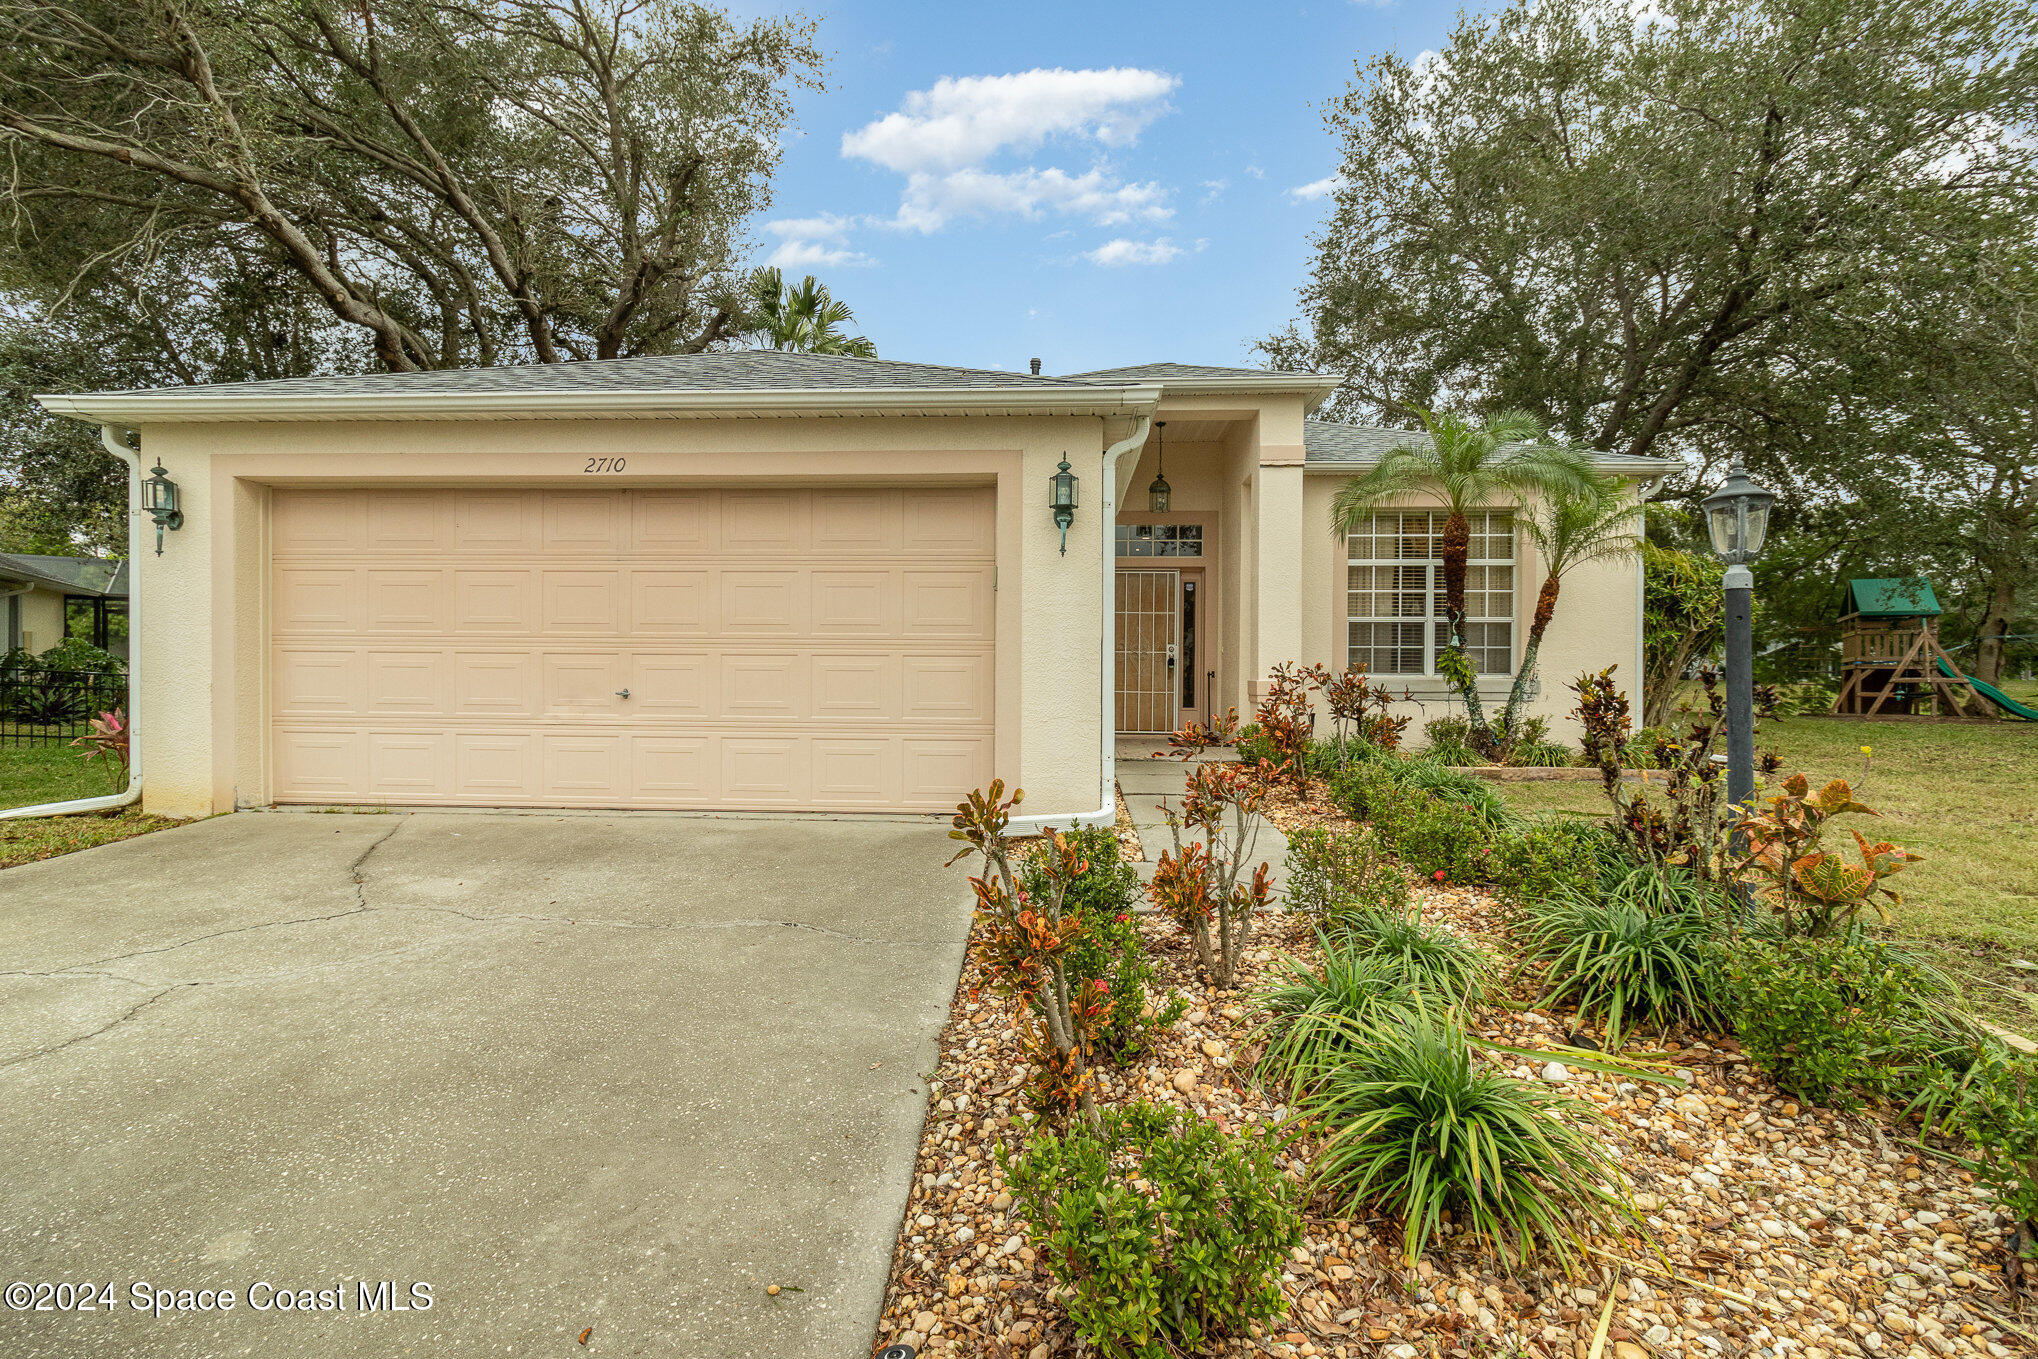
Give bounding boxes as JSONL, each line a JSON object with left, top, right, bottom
{"left": 1009, "top": 413, "right": 1152, "bottom": 836}
{"left": 0, "top": 424, "right": 143, "bottom": 819}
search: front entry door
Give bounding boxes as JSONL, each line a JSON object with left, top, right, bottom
{"left": 1115, "top": 569, "right": 1180, "bottom": 734}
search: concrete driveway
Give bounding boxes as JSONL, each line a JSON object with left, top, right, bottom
{"left": 0, "top": 811, "right": 970, "bottom": 1358}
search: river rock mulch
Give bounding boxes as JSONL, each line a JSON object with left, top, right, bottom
{"left": 875, "top": 870, "right": 2034, "bottom": 1358}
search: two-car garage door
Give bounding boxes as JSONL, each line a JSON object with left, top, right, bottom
{"left": 268, "top": 485, "right": 995, "bottom": 812}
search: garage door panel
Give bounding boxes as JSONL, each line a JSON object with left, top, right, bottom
{"left": 903, "top": 738, "right": 993, "bottom": 803}
{"left": 721, "top": 490, "right": 802, "bottom": 555}
{"left": 630, "top": 492, "right": 714, "bottom": 554}
{"left": 366, "top": 492, "right": 451, "bottom": 553}
{"left": 902, "top": 655, "right": 994, "bottom": 722}
{"left": 452, "top": 570, "right": 538, "bottom": 632}
{"left": 721, "top": 737, "right": 800, "bottom": 799}
{"left": 812, "top": 653, "right": 897, "bottom": 720}
{"left": 271, "top": 491, "right": 366, "bottom": 553}
{"left": 270, "top": 486, "right": 993, "bottom": 811}
{"left": 902, "top": 571, "right": 992, "bottom": 636}
{"left": 451, "top": 491, "right": 538, "bottom": 553}
{"left": 542, "top": 654, "right": 625, "bottom": 715}
{"left": 542, "top": 495, "right": 623, "bottom": 552}
{"left": 368, "top": 732, "right": 451, "bottom": 795}
{"left": 540, "top": 571, "right": 623, "bottom": 632}
{"left": 365, "top": 651, "right": 453, "bottom": 715}
{"left": 274, "top": 649, "right": 365, "bottom": 717}
{"left": 363, "top": 570, "right": 449, "bottom": 631}
{"left": 453, "top": 653, "right": 540, "bottom": 716}
{"left": 811, "top": 490, "right": 891, "bottom": 553}
{"left": 811, "top": 571, "right": 897, "bottom": 634}
{"left": 542, "top": 734, "right": 623, "bottom": 795}
{"left": 812, "top": 738, "right": 896, "bottom": 805}
{"left": 274, "top": 568, "right": 361, "bottom": 632}
{"left": 630, "top": 570, "right": 712, "bottom": 634}
{"left": 274, "top": 730, "right": 366, "bottom": 795}
{"left": 454, "top": 733, "right": 537, "bottom": 797}
{"left": 629, "top": 653, "right": 712, "bottom": 716}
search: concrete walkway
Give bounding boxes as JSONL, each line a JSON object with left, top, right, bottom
{"left": 0, "top": 811, "right": 971, "bottom": 1359}
{"left": 1116, "top": 748, "right": 1291, "bottom": 896}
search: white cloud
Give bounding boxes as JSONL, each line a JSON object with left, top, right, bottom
{"left": 890, "top": 167, "right": 1170, "bottom": 233}
{"left": 843, "top": 67, "right": 1178, "bottom": 174}
{"left": 1086, "top": 236, "right": 1198, "bottom": 267}
{"left": 845, "top": 67, "right": 1179, "bottom": 233}
{"left": 761, "top": 213, "right": 875, "bottom": 269}
{"left": 1287, "top": 174, "right": 1345, "bottom": 202}
{"left": 1200, "top": 178, "right": 1228, "bottom": 204}
{"left": 1244, "top": 164, "right": 1265, "bottom": 180}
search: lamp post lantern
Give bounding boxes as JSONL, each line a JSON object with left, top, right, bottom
{"left": 1049, "top": 457, "right": 1080, "bottom": 556}
{"left": 1700, "top": 458, "right": 1777, "bottom": 813}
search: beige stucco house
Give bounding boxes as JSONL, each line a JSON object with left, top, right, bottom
{"left": 1, "top": 553, "right": 129, "bottom": 659}
{"left": 37, "top": 354, "right": 1667, "bottom": 827}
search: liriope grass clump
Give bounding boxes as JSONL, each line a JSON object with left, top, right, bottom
{"left": 1294, "top": 1012, "right": 1637, "bottom": 1269}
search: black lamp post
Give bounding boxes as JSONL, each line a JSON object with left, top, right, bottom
{"left": 1700, "top": 458, "right": 1776, "bottom": 812}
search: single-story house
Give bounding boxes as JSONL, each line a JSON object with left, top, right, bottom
{"left": 38, "top": 354, "right": 1668, "bottom": 826}
{"left": 1, "top": 552, "right": 129, "bottom": 659}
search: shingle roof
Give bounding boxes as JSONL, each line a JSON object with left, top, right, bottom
{"left": 98, "top": 351, "right": 1083, "bottom": 402}
{"left": 1303, "top": 419, "right": 1676, "bottom": 477}
{"left": 1059, "top": 362, "right": 1316, "bottom": 381}
{"left": 0, "top": 553, "right": 126, "bottom": 596}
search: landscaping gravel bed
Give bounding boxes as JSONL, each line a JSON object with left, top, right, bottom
{"left": 873, "top": 884, "right": 2035, "bottom": 1359}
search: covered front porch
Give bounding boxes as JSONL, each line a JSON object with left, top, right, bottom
{"left": 1108, "top": 398, "right": 1307, "bottom": 739}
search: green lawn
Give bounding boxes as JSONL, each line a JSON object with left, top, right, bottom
{"left": 1498, "top": 710, "right": 2038, "bottom": 1033}
{"left": 0, "top": 742, "right": 171, "bottom": 868}
{"left": 0, "top": 740, "right": 123, "bottom": 807}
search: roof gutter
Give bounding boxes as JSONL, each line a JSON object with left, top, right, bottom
{"left": 0, "top": 424, "right": 143, "bottom": 820}
{"left": 36, "top": 383, "right": 1165, "bottom": 426}
{"left": 1007, "top": 412, "right": 1152, "bottom": 837}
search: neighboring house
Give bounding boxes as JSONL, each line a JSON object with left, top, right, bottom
{"left": 39, "top": 354, "right": 1668, "bottom": 825}
{"left": 0, "top": 553, "right": 129, "bottom": 660}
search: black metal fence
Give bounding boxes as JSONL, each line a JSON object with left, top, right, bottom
{"left": 0, "top": 668, "right": 128, "bottom": 746}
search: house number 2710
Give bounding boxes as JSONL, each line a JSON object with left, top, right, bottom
{"left": 583, "top": 457, "right": 627, "bottom": 473}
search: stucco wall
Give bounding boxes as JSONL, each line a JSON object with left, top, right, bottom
{"left": 1298, "top": 473, "right": 1645, "bottom": 744}
{"left": 134, "top": 412, "right": 1114, "bottom": 822}
{"left": 14, "top": 587, "right": 66, "bottom": 655}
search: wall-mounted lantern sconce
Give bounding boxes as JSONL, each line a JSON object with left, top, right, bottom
{"left": 1049, "top": 457, "right": 1079, "bottom": 556}
{"left": 1147, "top": 420, "right": 1171, "bottom": 512}
{"left": 141, "top": 460, "right": 183, "bottom": 555}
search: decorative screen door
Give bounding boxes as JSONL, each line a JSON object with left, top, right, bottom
{"left": 1115, "top": 569, "right": 1180, "bottom": 733}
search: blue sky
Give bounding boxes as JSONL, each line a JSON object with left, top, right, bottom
{"left": 730, "top": 1, "right": 1469, "bottom": 375}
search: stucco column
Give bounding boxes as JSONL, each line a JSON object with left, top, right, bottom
{"left": 1250, "top": 463, "right": 1305, "bottom": 698}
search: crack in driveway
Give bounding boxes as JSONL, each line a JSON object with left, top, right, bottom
{"left": 1, "top": 816, "right": 950, "bottom": 1065}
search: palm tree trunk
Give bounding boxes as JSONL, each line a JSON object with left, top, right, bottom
{"left": 1438, "top": 511, "right": 1496, "bottom": 746}
{"left": 1499, "top": 574, "right": 1562, "bottom": 744}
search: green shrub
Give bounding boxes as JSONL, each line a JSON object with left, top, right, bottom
{"left": 1489, "top": 820, "right": 1611, "bottom": 904}
{"left": 1020, "top": 827, "right": 1185, "bottom": 1061}
{"left": 1396, "top": 759, "right": 1515, "bottom": 828}
{"left": 1283, "top": 826, "right": 1410, "bottom": 921}
{"left": 1715, "top": 936, "right": 1946, "bottom": 1107}
{"left": 1922, "top": 1046, "right": 2038, "bottom": 1232}
{"left": 1251, "top": 938, "right": 1423, "bottom": 1083}
{"left": 1508, "top": 739, "right": 1574, "bottom": 767}
{"left": 1620, "top": 725, "right": 1677, "bottom": 769}
{"left": 1330, "top": 904, "right": 1490, "bottom": 1005}
{"left": 1424, "top": 715, "right": 1474, "bottom": 749}
{"left": 1375, "top": 790, "right": 1496, "bottom": 885}
{"left": 1524, "top": 892, "right": 1726, "bottom": 1045}
{"left": 1327, "top": 760, "right": 1401, "bottom": 822}
{"left": 1004, "top": 1102, "right": 1301, "bottom": 1359}
{"left": 1425, "top": 742, "right": 1481, "bottom": 766}
{"left": 1296, "top": 1013, "right": 1636, "bottom": 1268}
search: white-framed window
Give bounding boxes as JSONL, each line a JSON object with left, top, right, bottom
{"left": 1346, "top": 511, "right": 1515, "bottom": 675}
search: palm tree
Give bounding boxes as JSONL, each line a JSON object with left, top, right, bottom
{"left": 1329, "top": 408, "right": 1594, "bottom": 748}
{"left": 745, "top": 268, "right": 876, "bottom": 356}
{"left": 1496, "top": 475, "right": 1642, "bottom": 745}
